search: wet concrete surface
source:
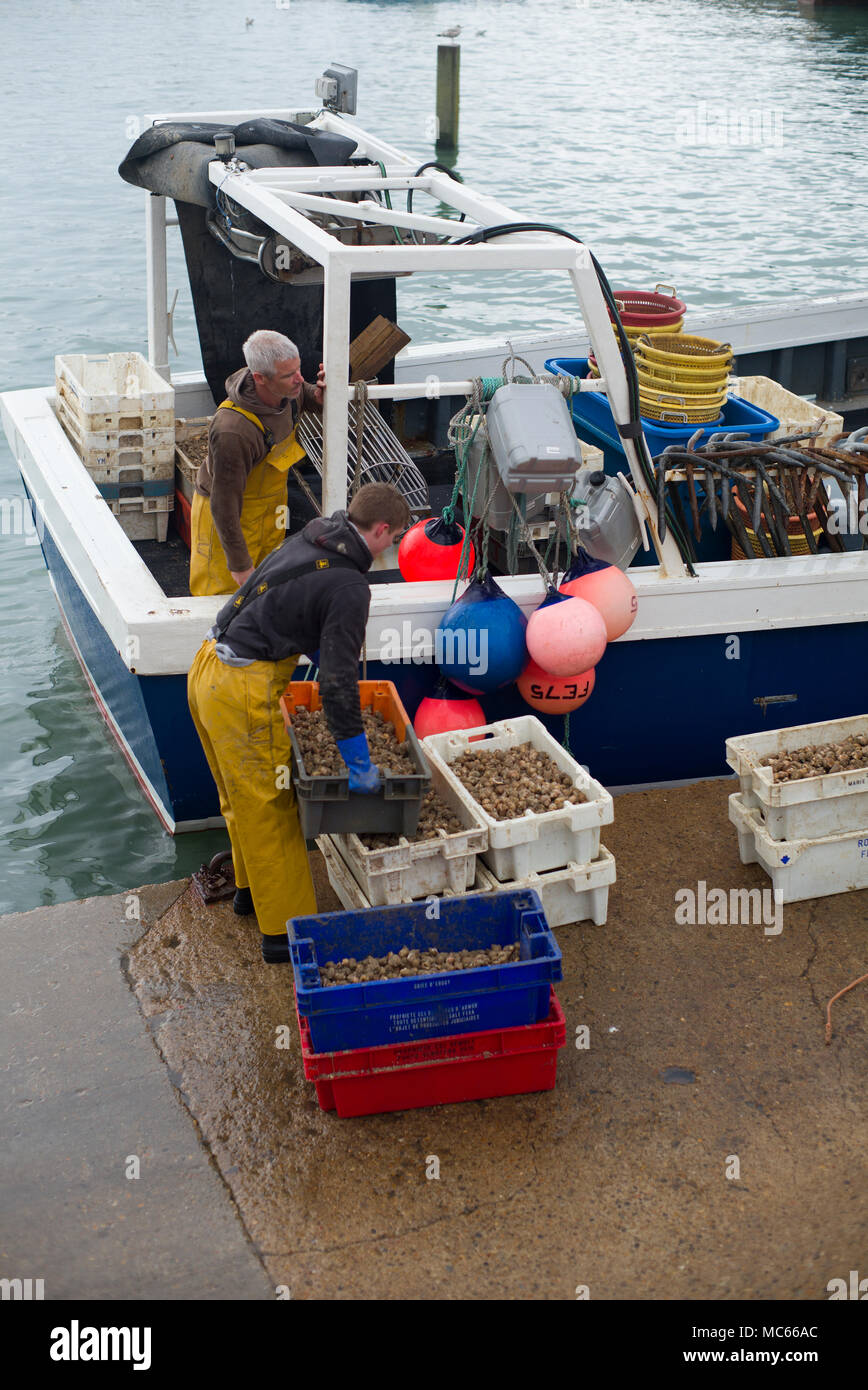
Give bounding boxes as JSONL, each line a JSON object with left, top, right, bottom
{"left": 0, "top": 882, "right": 273, "bottom": 1299}
{"left": 122, "top": 778, "right": 868, "bottom": 1301}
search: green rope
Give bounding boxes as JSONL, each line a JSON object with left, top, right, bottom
{"left": 443, "top": 372, "right": 586, "bottom": 598}
{"left": 376, "top": 161, "right": 405, "bottom": 245}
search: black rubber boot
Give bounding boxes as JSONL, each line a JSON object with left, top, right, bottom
{"left": 233, "top": 887, "right": 255, "bottom": 916}
{"left": 261, "top": 932, "right": 290, "bottom": 965}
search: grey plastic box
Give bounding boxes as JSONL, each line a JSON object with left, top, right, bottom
{"left": 486, "top": 383, "right": 581, "bottom": 498}
{"left": 465, "top": 433, "right": 549, "bottom": 530}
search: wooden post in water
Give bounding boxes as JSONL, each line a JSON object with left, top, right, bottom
{"left": 436, "top": 43, "right": 460, "bottom": 150}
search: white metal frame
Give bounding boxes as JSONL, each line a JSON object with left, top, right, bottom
{"left": 144, "top": 106, "right": 689, "bottom": 572}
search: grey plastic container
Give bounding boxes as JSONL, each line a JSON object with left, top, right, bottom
{"left": 573, "top": 467, "right": 641, "bottom": 570}
{"left": 465, "top": 432, "right": 549, "bottom": 530}
{"left": 486, "top": 383, "right": 581, "bottom": 499}
{"left": 289, "top": 725, "right": 430, "bottom": 839}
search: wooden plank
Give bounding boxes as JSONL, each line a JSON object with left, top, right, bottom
{"left": 349, "top": 315, "right": 411, "bottom": 382}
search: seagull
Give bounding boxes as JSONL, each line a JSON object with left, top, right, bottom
{"left": 438, "top": 25, "right": 461, "bottom": 39}
{"left": 245, "top": 16, "right": 254, "bottom": 26}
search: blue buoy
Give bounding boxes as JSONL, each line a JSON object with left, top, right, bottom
{"left": 436, "top": 572, "right": 528, "bottom": 694}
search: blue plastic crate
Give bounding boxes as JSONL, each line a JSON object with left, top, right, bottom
{"left": 544, "top": 357, "right": 778, "bottom": 468}
{"left": 288, "top": 889, "right": 563, "bottom": 1052}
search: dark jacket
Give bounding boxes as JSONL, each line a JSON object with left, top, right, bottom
{"left": 196, "top": 367, "right": 320, "bottom": 572}
{"left": 213, "top": 512, "right": 372, "bottom": 741}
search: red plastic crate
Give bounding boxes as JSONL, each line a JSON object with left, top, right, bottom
{"left": 297, "top": 989, "right": 566, "bottom": 1117}
{"left": 174, "top": 485, "right": 191, "bottom": 549}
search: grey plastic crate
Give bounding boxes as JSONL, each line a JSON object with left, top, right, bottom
{"left": 289, "top": 723, "right": 431, "bottom": 839}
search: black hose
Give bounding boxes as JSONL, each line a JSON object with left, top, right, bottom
{"left": 408, "top": 161, "right": 465, "bottom": 218}
{"left": 406, "top": 162, "right": 466, "bottom": 243}
{"left": 450, "top": 221, "right": 697, "bottom": 572}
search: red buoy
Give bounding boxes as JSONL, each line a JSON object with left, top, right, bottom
{"left": 399, "top": 516, "right": 475, "bottom": 582}
{"left": 413, "top": 682, "right": 487, "bottom": 740}
{"left": 517, "top": 658, "right": 595, "bottom": 714}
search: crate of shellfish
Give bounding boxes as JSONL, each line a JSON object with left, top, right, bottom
{"left": 287, "top": 889, "right": 562, "bottom": 1052}
{"left": 725, "top": 714, "right": 868, "bottom": 841}
{"left": 296, "top": 989, "right": 566, "bottom": 1117}
{"left": 421, "top": 715, "right": 614, "bottom": 881}
{"left": 279, "top": 680, "right": 430, "bottom": 839}
{"left": 317, "top": 833, "right": 489, "bottom": 912}
{"left": 475, "top": 848, "right": 617, "bottom": 928}
{"left": 325, "top": 759, "right": 488, "bottom": 906}
{"left": 728, "top": 792, "right": 868, "bottom": 904}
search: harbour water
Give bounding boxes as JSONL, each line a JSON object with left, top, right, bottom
{"left": 2, "top": 0, "right": 867, "bottom": 913}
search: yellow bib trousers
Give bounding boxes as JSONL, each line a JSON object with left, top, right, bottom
{"left": 189, "top": 408, "right": 306, "bottom": 597}
{"left": 187, "top": 638, "right": 317, "bottom": 936}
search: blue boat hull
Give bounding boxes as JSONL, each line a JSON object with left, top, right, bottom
{"left": 366, "top": 624, "right": 868, "bottom": 787}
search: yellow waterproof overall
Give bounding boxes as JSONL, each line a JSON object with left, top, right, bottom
{"left": 188, "top": 639, "right": 317, "bottom": 935}
{"left": 189, "top": 401, "right": 306, "bottom": 596}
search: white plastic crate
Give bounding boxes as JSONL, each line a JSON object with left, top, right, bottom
{"left": 729, "top": 792, "right": 868, "bottom": 904}
{"left": 317, "top": 834, "right": 489, "bottom": 911}
{"left": 55, "top": 352, "right": 175, "bottom": 432}
{"left": 57, "top": 396, "right": 174, "bottom": 483}
{"left": 476, "top": 847, "right": 616, "bottom": 927}
{"left": 729, "top": 376, "right": 844, "bottom": 443}
{"left": 726, "top": 714, "right": 868, "bottom": 841}
{"left": 328, "top": 760, "right": 488, "bottom": 906}
{"left": 104, "top": 492, "right": 173, "bottom": 542}
{"left": 423, "top": 716, "right": 614, "bottom": 879}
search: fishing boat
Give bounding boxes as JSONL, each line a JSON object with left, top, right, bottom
{"left": 3, "top": 82, "right": 867, "bottom": 833}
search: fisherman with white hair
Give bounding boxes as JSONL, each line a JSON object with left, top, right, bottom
{"left": 189, "top": 329, "right": 325, "bottom": 595}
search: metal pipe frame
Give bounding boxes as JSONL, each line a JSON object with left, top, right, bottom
{"left": 146, "top": 107, "right": 687, "bottom": 573}
{"left": 145, "top": 194, "right": 170, "bottom": 381}
{"left": 357, "top": 378, "right": 609, "bottom": 401}
{"left": 244, "top": 185, "right": 480, "bottom": 239}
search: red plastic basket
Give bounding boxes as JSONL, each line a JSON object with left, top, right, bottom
{"left": 609, "top": 286, "right": 686, "bottom": 328}
{"left": 297, "top": 989, "right": 566, "bottom": 1117}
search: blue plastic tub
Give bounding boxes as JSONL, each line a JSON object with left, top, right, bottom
{"left": 544, "top": 357, "right": 779, "bottom": 468}
{"left": 288, "top": 889, "right": 563, "bottom": 1052}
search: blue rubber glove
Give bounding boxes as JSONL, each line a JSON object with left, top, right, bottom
{"left": 336, "top": 733, "right": 382, "bottom": 793}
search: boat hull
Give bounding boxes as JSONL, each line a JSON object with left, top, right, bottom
{"left": 37, "top": 496, "right": 221, "bottom": 832}
{"left": 39, "top": 502, "right": 868, "bottom": 829}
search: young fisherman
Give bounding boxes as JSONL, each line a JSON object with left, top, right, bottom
{"left": 188, "top": 482, "right": 411, "bottom": 962}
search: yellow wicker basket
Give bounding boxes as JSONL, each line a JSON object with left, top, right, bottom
{"left": 637, "top": 334, "right": 733, "bottom": 368}
{"left": 638, "top": 391, "right": 727, "bottom": 423}
{"left": 634, "top": 353, "right": 731, "bottom": 387}
{"left": 731, "top": 497, "right": 823, "bottom": 557}
{"left": 623, "top": 319, "right": 684, "bottom": 340}
{"left": 637, "top": 364, "right": 730, "bottom": 396}
{"left": 637, "top": 403, "right": 723, "bottom": 422}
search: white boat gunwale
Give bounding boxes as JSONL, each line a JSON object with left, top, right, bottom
{"left": 4, "top": 382, "right": 868, "bottom": 681}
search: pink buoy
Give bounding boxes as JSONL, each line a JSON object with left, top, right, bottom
{"left": 559, "top": 547, "right": 638, "bottom": 642}
{"left": 517, "top": 658, "right": 595, "bottom": 714}
{"left": 525, "top": 589, "right": 607, "bottom": 677}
